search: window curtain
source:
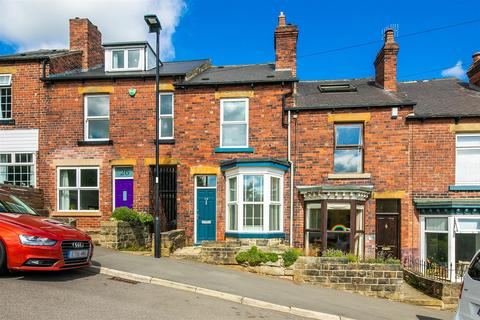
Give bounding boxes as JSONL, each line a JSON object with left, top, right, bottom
{"left": 59, "top": 170, "right": 70, "bottom": 210}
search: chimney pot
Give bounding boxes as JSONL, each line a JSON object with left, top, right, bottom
{"left": 384, "top": 28, "right": 395, "bottom": 43}
{"left": 473, "top": 52, "right": 480, "bottom": 64}
{"left": 278, "top": 12, "right": 286, "bottom": 26}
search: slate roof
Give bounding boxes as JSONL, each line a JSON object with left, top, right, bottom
{"left": 180, "top": 63, "right": 296, "bottom": 86}
{"left": 0, "top": 49, "right": 70, "bottom": 62}
{"left": 293, "top": 78, "right": 414, "bottom": 110}
{"left": 46, "top": 59, "right": 211, "bottom": 80}
{"left": 398, "top": 78, "right": 480, "bottom": 118}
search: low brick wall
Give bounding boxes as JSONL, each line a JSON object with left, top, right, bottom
{"left": 0, "top": 184, "right": 47, "bottom": 215}
{"left": 99, "top": 220, "right": 152, "bottom": 249}
{"left": 404, "top": 269, "right": 461, "bottom": 305}
{"left": 160, "top": 229, "right": 186, "bottom": 257}
{"left": 293, "top": 257, "right": 403, "bottom": 298}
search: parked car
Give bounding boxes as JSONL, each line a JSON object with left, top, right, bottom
{"left": 456, "top": 250, "right": 480, "bottom": 320}
{"left": 0, "top": 192, "right": 92, "bottom": 274}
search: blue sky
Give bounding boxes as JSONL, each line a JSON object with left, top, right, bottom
{"left": 1, "top": 0, "right": 478, "bottom": 81}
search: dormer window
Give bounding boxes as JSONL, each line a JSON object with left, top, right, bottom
{"left": 112, "top": 49, "right": 141, "bottom": 70}
{"left": 104, "top": 42, "right": 156, "bottom": 72}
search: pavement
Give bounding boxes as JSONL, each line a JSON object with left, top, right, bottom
{"left": 93, "top": 246, "right": 455, "bottom": 320}
{"left": 0, "top": 269, "right": 304, "bottom": 320}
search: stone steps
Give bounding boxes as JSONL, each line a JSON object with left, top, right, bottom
{"left": 172, "top": 246, "right": 201, "bottom": 260}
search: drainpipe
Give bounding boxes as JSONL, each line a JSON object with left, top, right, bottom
{"left": 288, "top": 109, "right": 294, "bottom": 246}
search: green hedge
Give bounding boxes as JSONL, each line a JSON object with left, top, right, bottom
{"left": 235, "top": 246, "right": 278, "bottom": 266}
{"left": 282, "top": 248, "right": 303, "bottom": 267}
{"left": 111, "top": 207, "right": 153, "bottom": 226}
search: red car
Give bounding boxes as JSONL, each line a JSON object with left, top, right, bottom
{"left": 0, "top": 191, "right": 92, "bottom": 274}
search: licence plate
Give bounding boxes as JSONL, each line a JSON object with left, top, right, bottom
{"left": 67, "top": 249, "right": 89, "bottom": 259}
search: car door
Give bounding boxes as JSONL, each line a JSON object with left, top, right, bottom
{"left": 458, "top": 251, "right": 480, "bottom": 320}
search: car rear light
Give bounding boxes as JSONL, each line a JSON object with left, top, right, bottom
{"left": 23, "top": 259, "right": 58, "bottom": 267}
{"left": 459, "top": 281, "right": 464, "bottom": 299}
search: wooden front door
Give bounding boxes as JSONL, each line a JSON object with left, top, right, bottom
{"left": 376, "top": 215, "right": 400, "bottom": 259}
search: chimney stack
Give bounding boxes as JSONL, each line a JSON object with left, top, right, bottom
{"left": 374, "top": 28, "right": 399, "bottom": 91}
{"left": 274, "top": 12, "right": 298, "bottom": 77}
{"left": 69, "top": 18, "right": 104, "bottom": 70}
{"left": 467, "top": 52, "right": 480, "bottom": 87}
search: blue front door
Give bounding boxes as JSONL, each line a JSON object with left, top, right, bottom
{"left": 196, "top": 188, "right": 216, "bottom": 243}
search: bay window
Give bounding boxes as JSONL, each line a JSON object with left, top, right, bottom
{"left": 424, "top": 217, "right": 449, "bottom": 265}
{"left": 456, "top": 134, "right": 480, "bottom": 185}
{"left": 226, "top": 169, "right": 283, "bottom": 233}
{"left": 0, "top": 152, "right": 35, "bottom": 187}
{"left": 220, "top": 98, "right": 248, "bottom": 148}
{"left": 58, "top": 167, "right": 99, "bottom": 211}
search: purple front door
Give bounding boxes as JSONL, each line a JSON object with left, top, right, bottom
{"left": 114, "top": 179, "right": 133, "bottom": 209}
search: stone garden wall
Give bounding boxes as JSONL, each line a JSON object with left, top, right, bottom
{"left": 99, "top": 220, "right": 152, "bottom": 249}
{"left": 293, "top": 257, "right": 404, "bottom": 299}
{"left": 403, "top": 269, "right": 461, "bottom": 305}
{"left": 160, "top": 229, "right": 186, "bottom": 257}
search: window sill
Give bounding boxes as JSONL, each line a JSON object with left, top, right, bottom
{"left": 50, "top": 211, "right": 102, "bottom": 217}
{"left": 153, "top": 139, "right": 175, "bottom": 145}
{"left": 449, "top": 185, "right": 480, "bottom": 191}
{"left": 214, "top": 147, "right": 254, "bottom": 153}
{"left": 77, "top": 140, "right": 113, "bottom": 146}
{"left": 328, "top": 173, "right": 371, "bottom": 180}
{"left": 0, "top": 119, "right": 15, "bottom": 125}
{"left": 224, "top": 232, "right": 285, "bottom": 239}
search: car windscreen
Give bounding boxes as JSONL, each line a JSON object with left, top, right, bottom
{"left": 0, "top": 194, "right": 38, "bottom": 215}
{"left": 468, "top": 252, "right": 480, "bottom": 281}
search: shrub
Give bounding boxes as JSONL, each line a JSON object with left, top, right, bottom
{"left": 322, "top": 249, "right": 344, "bottom": 258}
{"left": 282, "top": 248, "right": 303, "bottom": 267}
{"left": 235, "top": 246, "right": 279, "bottom": 266}
{"left": 111, "top": 207, "right": 153, "bottom": 226}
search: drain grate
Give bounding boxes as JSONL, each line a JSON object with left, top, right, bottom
{"left": 108, "top": 277, "right": 140, "bottom": 285}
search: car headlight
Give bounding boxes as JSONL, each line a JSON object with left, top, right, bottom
{"left": 19, "top": 235, "right": 57, "bottom": 246}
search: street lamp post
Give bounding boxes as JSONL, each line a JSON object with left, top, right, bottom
{"left": 144, "top": 14, "right": 162, "bottom": 258}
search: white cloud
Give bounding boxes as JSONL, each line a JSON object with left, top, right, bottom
{"left": 441, "top": 61, "right": 466, "bottom": 79}
{"left": 0, "top": 0, "right": 186, "bottom": 59}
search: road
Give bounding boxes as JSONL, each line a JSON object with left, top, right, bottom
{"left": 0, "top": 269, "right": 306, "bottom": 320}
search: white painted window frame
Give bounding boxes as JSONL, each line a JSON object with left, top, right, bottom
{"left": 225, "top": 167, "right": 284, "bottom": 233}
{"left": 0, "top": 74, "right": 12, "bottom": 120}
{"left": 220, "top": 98, "right": 249, "bottom": 148}
{"left": 0, "top": 152, "right": 36, "bottom": 187}
{"left": 455, "top": 133, "right": 480, "bottom": 185}
{"left": 84, "top": 95, "right": 110, "bottom": 141}
{"left": 109, "top": 48, "right": 144, "bottom": 71}
{"left": 159, "top": 93, "right": 174, "bottom": 139}
{"left": 57, "top": 166, "right": 100, "bottom": 212}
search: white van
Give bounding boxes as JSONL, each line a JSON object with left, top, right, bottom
{"left": 456, "top": 250, "right": 480, "bottom": 320}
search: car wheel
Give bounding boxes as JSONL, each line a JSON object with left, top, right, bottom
{"left": 0, "top": 241, "right": 8, "bottom": 275}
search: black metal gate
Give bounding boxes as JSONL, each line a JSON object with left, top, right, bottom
{"left": 150, "top": 166, "right": 177, "bottom": 231}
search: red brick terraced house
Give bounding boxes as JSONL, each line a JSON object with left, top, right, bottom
{"left": 1, "top": 14, "right": 480, "bottom": 268}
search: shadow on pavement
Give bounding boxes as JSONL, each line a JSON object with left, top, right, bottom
{"left": 1, "top": 264, "right": 100, "bottom": 282}
{"left": 417, "top": 315, "right": 450, "bottom": 320}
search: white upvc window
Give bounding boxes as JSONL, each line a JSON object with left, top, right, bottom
{"left": 84, "top": 95, "right": 110, "bottom": 141}
{"left": 0, "top": 152, "right": 35, "bottom": 187}
{"left": 226, "top": 167, "right": 283, "bottom": 233}
{"left": 111, "top": 48, "right": 141, "bottom": 70}
{"left": 159, "top": 93, "right": 174, "bottom": 139}
{"left": 0, "top": 74, "right": 12, "bottom": 120}
{"left": 456, "top": 134, "right": 480, "bottom": 185}
{"left": 220, "top": 98, "right": 248, "bottom": 148}
{"left": 57, "top": 167, "right": 99, "bottom": 212}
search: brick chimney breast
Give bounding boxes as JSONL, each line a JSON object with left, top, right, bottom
{"left": 467, "top": 52, "right": 480, "bottom": 87}
{"left": 69, "top": 18, "right": 104, "bottom": 71}
{"left": 274, "top": 12, "right": 298, "bottom": 77}
{"left": 374, "top": 28, "right": 399, "bottom": 92}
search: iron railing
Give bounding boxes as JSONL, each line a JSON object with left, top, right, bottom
{"left": 403, "top": 257, "right": 469, "bottom": 282}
